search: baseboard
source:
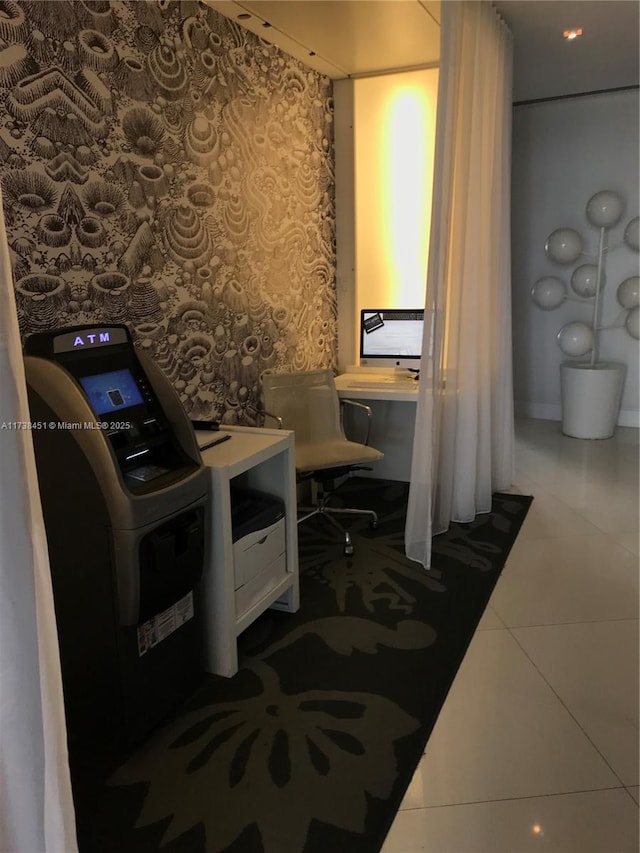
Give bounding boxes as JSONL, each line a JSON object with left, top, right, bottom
{"left": 617, "top": 409, "right": 640, "bottom": 428}
{"left": 515, "top": 400, "right": 639, "bottom": 429}
{"left": 514, "top": 401, "right": 562, "bottom": 422}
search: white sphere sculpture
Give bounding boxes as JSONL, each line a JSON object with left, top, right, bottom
{"left": 617, "top": 276, "right": 640, "bottom": 309}
{"left": 570, "top": 264, "right": 601, "bottom": 298}
{"left": 545, "top": 228, "right": 582, "bottom": 264}
{"left": 586, "top": 190, "right": 624, "bottom": 228}
{"left": 626, "top": 305, "right": 639, "bottom": 340}
{"left": 624, "top": 216, "right": 639, "bottom": 252}
{"left": 531, "top": 276, "right": 566, "bottom": 310}
{"left": 557, "top": 321, "right": 594, "bottom": 356}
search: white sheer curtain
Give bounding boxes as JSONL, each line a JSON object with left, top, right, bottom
{"left": 0, "top": 190, "right": 77, "bottom": 851}
{"left": 405, "top": 1, "right": 515, "bottom": 568}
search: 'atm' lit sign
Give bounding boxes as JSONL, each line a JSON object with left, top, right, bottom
{"left": 53, "top": 327, "right": 129, "bottom": 354}
{"left": 73, "top": 331, "right": 112, "bottom": 347}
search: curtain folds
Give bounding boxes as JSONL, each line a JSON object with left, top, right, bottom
{"left": 405, "top": 1, "right": 515, "bottom": 568}
{"left": 0, "top": 189, "right": 77, "bottom": 852}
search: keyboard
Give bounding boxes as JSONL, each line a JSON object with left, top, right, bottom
{"left": 380, "top": 310, "right": 423, "bottom": 321}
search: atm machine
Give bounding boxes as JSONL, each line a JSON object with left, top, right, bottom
{"left": 24, "top": 324, "right": 210, "bottom": 751}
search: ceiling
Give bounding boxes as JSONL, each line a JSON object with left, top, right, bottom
{"left": 206, "top": 0, "right": 441, "bottom": 78}
{"left": 207, "top": 0, "right": 640, "bottom": 102}
{"left": 494, "top": 1, "right": 640, "bottom": 102}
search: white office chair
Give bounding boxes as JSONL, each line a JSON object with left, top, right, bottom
{"left": 261, "top": 368, "right": 384, "bottom": 555}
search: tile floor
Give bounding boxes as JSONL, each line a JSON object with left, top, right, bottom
{"left": 382, "top": 417, "right": 639, "bottom": 853}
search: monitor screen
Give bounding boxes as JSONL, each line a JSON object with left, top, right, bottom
{"left": 79, "top": 368, "right": 145, "bottom": 416}
{"left": 360, "top": 309, "right": 424, "bottom": 368}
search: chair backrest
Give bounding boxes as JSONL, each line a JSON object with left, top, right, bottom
{"left": 261, "top": 369, "right": 346, "bottom": 445}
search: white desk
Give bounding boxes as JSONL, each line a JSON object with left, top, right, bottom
{"left": 335, "top": 369, "right": 419, "bottom": 482}
{"left": 335, "top": 370, "right": 421, "bottom": 401}
{"left": 197, "top": 426, "right": 299, "bottom": 677}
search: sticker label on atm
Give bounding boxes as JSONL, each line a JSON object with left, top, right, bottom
{"left": 137, "top": 592, "right": 194, "bottom": 657}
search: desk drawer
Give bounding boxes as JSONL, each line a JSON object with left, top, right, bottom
{"left": 233, "top": 518, "right": 286, "bottom": 589}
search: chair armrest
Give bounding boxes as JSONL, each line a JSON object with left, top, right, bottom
{"left": 262, "top": 410, "right": 283, "bottom": 429}
{"left": 340, "top": 398, "right": 373, "bottom": 446}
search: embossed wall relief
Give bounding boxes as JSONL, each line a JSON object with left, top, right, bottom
{"left": 0, "top": 0, "right": 336, "bottom": 423}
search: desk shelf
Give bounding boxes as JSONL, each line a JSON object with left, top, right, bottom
{"left": 198, "top": 426, "right": 299, "bottom": 676}
{"left": 335, "top": 371, "right": 420, "bottom": 402}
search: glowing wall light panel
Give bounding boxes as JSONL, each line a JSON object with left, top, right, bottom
{"left": 354, "top": 70, "right": 438, "bottom": 315}
{"left": 382, "top": 84, "right": 434, "bottom": 304}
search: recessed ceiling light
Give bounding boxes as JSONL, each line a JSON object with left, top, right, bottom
{"left": 563, "top": 28, "right": 583, "bottom": 41}
{"left": 237, "top": 12, "right": 251, "bottom": 19}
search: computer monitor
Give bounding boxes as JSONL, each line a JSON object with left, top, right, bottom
{"left": 359, "top": 309, "right": 424, "bottom": 369}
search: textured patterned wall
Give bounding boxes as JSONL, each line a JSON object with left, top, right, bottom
{"left": 0, "top": 0, "right": 336, "bottom": 424}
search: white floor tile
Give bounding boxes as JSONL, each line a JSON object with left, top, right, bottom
{"left": 512, "top": 620, "right": 639, "bottom": 786}
{"left": 543, "top": 481, "right": 639, "bottom": 536}
{"left": 516, "top": 485, "right": 604, "bottom": 540}
{"left": 403, "top": 630, "right": 619, "bottom": 808}
{"left": 515, "top": 425, "right": 638, "bottom": 493}
{"left": 502, "top": 473, "right": 538, "bottom": 496}
{"left": 492, "top": 534, "right": 639, "bottom": 626}
{"left": 384, "top": 419, "right": 639, "bottom": 852}
{"left": 613, "top": 531, "right": 640, "bottom": 557}
{"left": 382, "top": 789, "right": 640, "bottom": 853}
{"left": 475, "top": 603, "right": 504, "bottom": 630}
{"left": 514, "top": 417, "right": 565, "bottom": 448}
{"left": 515, "top": 418, "right": 638, "bottom": 454}
{"left": 515, "top": 449, "right": 594, "bottom": 488}
{"left": 514, "top": 451, "right": 633, "bottom": 493}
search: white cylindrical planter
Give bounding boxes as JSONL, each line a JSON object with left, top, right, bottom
{"left": 560, "top": 361, "right": 626, "bottom": 439}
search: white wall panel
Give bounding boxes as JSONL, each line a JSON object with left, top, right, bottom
{"left": 512, "top": 90, "right": 639, "bottom": 427}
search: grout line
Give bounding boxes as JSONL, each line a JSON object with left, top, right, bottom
{"left": 497, "top": 616, "right": 640, "bottom": 630}
{"left": 399, "top": 785, "right": 632, "bottom": 811}
{"left": 507, "top": 626, "right": 632, "bottom": 790}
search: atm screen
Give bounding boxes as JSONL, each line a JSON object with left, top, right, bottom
{"left": 80, "top": 369, "right": 144, "bottom": 415}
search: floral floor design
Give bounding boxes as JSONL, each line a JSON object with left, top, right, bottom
{"left": 76, "top": 479, "right": 532, "bottom": 853}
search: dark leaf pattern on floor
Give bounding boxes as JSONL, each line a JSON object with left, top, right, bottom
{"left": 83, "top": 481, "right": 531, "bottom": 853}
{"left": 109, "top": 662, "right": 419, "bottom": 853}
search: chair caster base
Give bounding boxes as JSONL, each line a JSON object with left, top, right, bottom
{"left": 344, "top": 531, "right": 354, "bottom": 557}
